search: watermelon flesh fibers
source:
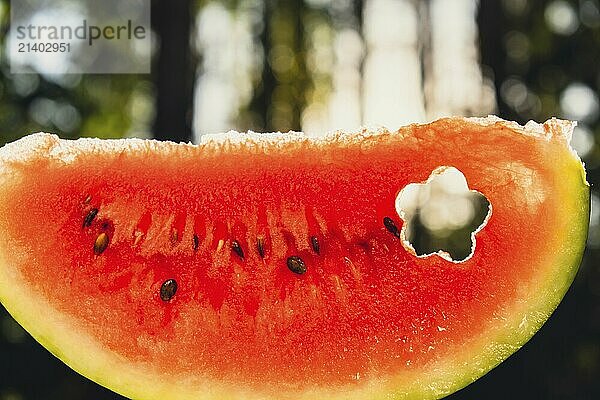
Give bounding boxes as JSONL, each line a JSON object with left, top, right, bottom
{"left": 0, "top": 117, "right": 589, "bottom": 399}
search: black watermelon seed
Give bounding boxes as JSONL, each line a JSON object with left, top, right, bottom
{"left": 160, "top": 279, "right": 178, "bottom": 301}
{"left": 257, "top": 237, "right": 265, "bottom": 258}
{"left": 93, "top": 232, "right": 109, "bottom": 255}
{"left": 310, "top": 236, "right": 320, "bottom": 254}
{"left": 383, "top": 216, "right": 401, "bottom": 239}
{"left": 231, "top": 240, "right": 244, "bottom": 259}
{"left": 193, "top": 234, "right": 199, "bottom": 251}
{"left": 287, "top": 256, "right": 307, "bottom": 275}
{"left": 83, "top": 208, "right": 99, "bottom": 228}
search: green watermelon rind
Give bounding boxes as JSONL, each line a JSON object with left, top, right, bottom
{"left": 0, "top": 117, "right": 590, "bottom": 400}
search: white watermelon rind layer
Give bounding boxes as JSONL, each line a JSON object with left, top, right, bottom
{"left": 0, "top": 116, "right": 589, "bottom": 400}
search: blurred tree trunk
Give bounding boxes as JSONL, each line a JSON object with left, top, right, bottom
{"left": 477, "top": 0, "right": 509, "bottom": 119}
{"left": 362, "top": 0, "right": 426, "bottom": 127}
{"left": 286, "top": 0, "right": 308, "bottom": 132}
{"left": 248, "top": 0, "right": 307, "bottom": 132}
{"left": 152, "top": 0, "right": 195, "bottom": 142}
{"left": 248, "top": 0, "right": 276, "bottom": 132}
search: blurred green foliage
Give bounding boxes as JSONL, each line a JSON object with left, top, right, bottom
{"left": 0, "top": 0, "right": 153, "bottom": 144}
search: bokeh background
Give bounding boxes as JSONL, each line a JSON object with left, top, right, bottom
{"left": 0, "top": 0, "right": 599, "bottom": 398}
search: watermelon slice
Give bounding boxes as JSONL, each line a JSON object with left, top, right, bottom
{"left": 0, "top": 116, "right": 589, "bottom": 399}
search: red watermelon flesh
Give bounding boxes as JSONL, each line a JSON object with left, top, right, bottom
{"left": 0, "top": 116, "right": 589, "bottom": 399}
